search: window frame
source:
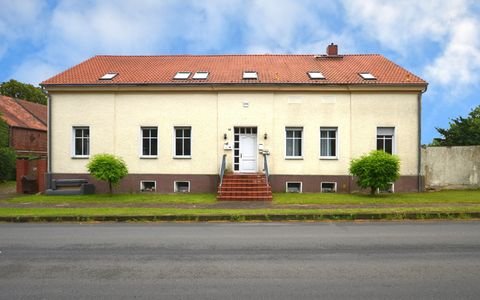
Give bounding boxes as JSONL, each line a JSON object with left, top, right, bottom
{"left": 321, "top": 182, "right": 337, "bottom": 193}
{"left": 140, "top": 126, "right": 158, "bottom": 158}
{"left": 286, "top": 182, "right": 302, "bottom": 193}
{"left": 173, "top": 126, "right": 192, "bottom": 158}
{"left": 174, "top": 181, "right": 191, "bottom": 193}
{"left": 285, "top": 127, "right": 303, "bottom": 159}
{"left": 376, "top": 127, "right": 395, "bottom": 154}
{"left": 320, "top": 127, "right": 338, "bottom": 159}
{"left": 173, "top": 72, "right": 191, "bottom": 80}
{"left": 72, "top": 126, "right": 90, "bottom": 158}
{"left": 140, "top": 180, "right": 156, "bottom": 192}
{"left": 242, "top": 71, "right": 258, "bottom": 80}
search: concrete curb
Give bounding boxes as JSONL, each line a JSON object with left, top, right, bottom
{"left": 1, "top": 212, "right": 480, "bottom": 222}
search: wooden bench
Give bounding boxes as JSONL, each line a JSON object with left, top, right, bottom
{"left": 46, "top": 179, "right": 95, "bottom": 195}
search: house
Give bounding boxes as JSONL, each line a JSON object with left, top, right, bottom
{"left": 41, "top": 44, "right": 427, "bottom": 195}
{"left": 0, "top": 95, "right": 47, "bottom": 157}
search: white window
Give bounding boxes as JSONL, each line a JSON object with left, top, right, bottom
{"left": 286, "top": 127, "right": 303, "bottom": 158}
{"left": 174, "top": 72, "right": 191, "bottom": 80}
{"left": 174, "top": 127, "right": 191, "bottom": 157}
{"left": 192, "top": 72, "right": 209, "bottom": 80}
{"left": 243, "top": 71, "right": 258, "bottom": 79}
{"left": 174, "top": 181, "right": 190, "bottom": 193}
{"left": 307, "top": 71, "right": 325, "bottom": 79}
{"left": 140, "top": 181, "right": 156, "bottom": 192}
{"left": 321, "top": 182, "right": 337, "bottom": 193}
{"left": 377, "top": 127, "right": 395, "bottom": 154}
{"left": 99, "top": 72, "right": 118, "bottom": 80}
{"left": 359, "top": 72, "right": 376, "bottom": 80}
{"left": 141, "top": 127, "right": 158, "bottom": 157}
{"left": 320, "top": 127, "right": 337, "bottom": 158}
{"left": 73, "top": 127, "right": 89, "bottom": 157}
{"left": 286, "top": 182, "right": 302, "bottom": 193}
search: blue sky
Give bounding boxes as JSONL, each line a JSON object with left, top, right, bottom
{"left": 1, "top": 0, "right": 479, "bottom": 144}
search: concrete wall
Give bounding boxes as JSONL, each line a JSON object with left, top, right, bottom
{"left": 421, "top": 146, "right": 480, "bottom": 190}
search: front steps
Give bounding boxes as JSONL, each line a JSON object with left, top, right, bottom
{"left": 217, "top": 173, "right": 272, "bottom": 201}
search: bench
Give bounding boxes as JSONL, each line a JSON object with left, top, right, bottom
{"left": 46, "top": 179, "right": 95, "bottom": 195}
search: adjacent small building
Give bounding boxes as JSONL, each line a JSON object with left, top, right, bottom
{"left": 41, "top": 44, "right": 427, "bottom": 194}
{"left": 0, "top": 95, "right": 47, "bottom": 157}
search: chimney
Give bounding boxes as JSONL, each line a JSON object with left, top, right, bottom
{"left": 326, "top": 43, "right": 338, "bottom": 56}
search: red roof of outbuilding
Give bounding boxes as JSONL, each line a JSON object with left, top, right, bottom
{"left": 0, "top": 95, "right": 47, "bottom": 131}
{"left": 41, "top": 54, "right": 426, "bottom": 87}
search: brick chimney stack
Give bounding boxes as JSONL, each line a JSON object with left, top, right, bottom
{"left": 326, "top": 43, "right": 338, "bottom": 56}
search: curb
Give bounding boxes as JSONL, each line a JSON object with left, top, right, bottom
{"left": 1, "top": 212, "right": 480, "bottom": 222}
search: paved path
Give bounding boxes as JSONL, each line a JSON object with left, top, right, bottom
{"left": 1, "top": 221, "right": 480, "bottom": 299}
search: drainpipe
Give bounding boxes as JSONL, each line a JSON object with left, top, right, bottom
{"left": 418, "top": 85, "right": 428, "bottom": 192}
{"left": 46, "top": 92, "right": 52, "bottom": 189}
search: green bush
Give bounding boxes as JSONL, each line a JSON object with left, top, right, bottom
{"left": 349, "top": 150, "right": 400, "bottom": 195}
{"left": 0, "top": 147, "right": 16, "bottom": 181}
{"left": 87, "top": 153, "right": 128, "bottom": 194}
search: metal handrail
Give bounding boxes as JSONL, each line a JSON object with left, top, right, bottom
{"left": 219, "top": 154, "right": 227, "bottom": 187}
{"left": 262, "top": 151, "right": 270, "bottom": 185}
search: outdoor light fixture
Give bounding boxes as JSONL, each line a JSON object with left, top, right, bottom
{"left": 264, "top": 133, "right": 268, "bottom": 140}
{"left": 224, "top": 133, "right": 227, "bottom": 140}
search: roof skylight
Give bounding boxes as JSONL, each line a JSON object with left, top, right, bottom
{"left": 359, "top": 72, "right": 376, "bottom": 80}
{"left": 307, "top": 71, "right": 325, "bottom": 80}
{"left": 243, "top": 71, "right": 258, "bottom": 80}
{"left": 174, "top": 72, "right": 191, "bottom": 80}
{"left": 192, "top": 72, "right": 209, "bottom": 80}
{"left": 99, "top": 72, "right": 118, "bottom": 80}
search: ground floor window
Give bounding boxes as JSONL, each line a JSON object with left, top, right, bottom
{"left": 377, "top": 183, "right": 394, "bottom": 194}
{"left": 321, "top": 182, "right": 337, "bottom": 193}
{"left": 174, "top": 127, "right": 191, "bottom": 157}
{"left": 140, "top": 181, "right": 156, "bottom": 192}
{"left": 285, "top": 127, "right": 303, "bottom": 158}
{"left": 73, "top": 126, "right": 90, "bottom": 157}
{"left": 377, "top": 127, "right": 394, "bottom": 154}
{"left": 286, "top": 182, "right": 302, "bottom": 193}
{"left": 174, "top": 181, "right": 190, "bottom": 193}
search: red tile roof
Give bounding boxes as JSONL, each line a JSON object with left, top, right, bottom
{"left": 0, "top": 95, "right": 47, "bottom": 131}
{"left": 41, "top": 54, "right": 427, "bottom": 87}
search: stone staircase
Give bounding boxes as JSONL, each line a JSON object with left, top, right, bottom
{"left": 217, "top": 173, "right": 272, "bottom": 201}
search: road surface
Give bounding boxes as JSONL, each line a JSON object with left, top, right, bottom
{"left": 1, "top": 221, "right": 480, "bottom": 299}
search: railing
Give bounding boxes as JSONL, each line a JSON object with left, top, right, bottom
{"left": 262, "top": 151, "right": 270, "bottom": 185}
{"left": 219, "top": 154, "right": 227, "bottom": 187}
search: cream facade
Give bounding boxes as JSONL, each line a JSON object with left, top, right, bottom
{"left": 48, "top": 86, "right": 421, "bottom": 193}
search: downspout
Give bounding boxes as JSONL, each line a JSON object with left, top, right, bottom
{"left": 417, "top": 85, "right": 428, "bottom": 192}
{"left": 46, "top": 92, "right": 52, "bottom": 189}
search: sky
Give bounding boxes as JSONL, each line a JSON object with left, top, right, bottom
{"left": 0, "top": 0, "right": 479, "bottom": 144}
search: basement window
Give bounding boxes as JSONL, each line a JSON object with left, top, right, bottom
{"left": 174, "top": 181, "right": 190, "bottom": 193}
{"left": 99, "top": 72, "right": 118, "bottom": 80}
{"left": 307, "top": 71, "right": 325, "bottom": 80}
{"left": 359, "top": 72, "right": 376, "bottom": 80}
{"left": 286, "top": 182, "right": 302, "bottom": 193}
{"left": 140, "top": 181, "right": 156, "bottom": 192}
{"left": 377, "top": 183, "right": 394, "bottom": 194}
{"left": 243, "top": 71, "right": 258, "bottom": 79}
{"left": 321, "top": 182, "right": 337, "bottom": 193}
{"left": 192, "top": 72, "right": 209, "bottom": 80}
{"left": 174, "top": 72, "right": 191, "bottom": 80}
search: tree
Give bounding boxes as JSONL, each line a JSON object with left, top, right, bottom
{"left": 434, "top": 105, "right": 480, "bottom": 146}
{"left": 0, "top": 147, "right": 16, "bottom": 181}
{"left": 349, "top": 150, "right": 400, "bottom": 195}
{"left": 0, "top": 79, "right": 47, "bottom": 105}
{"left": 87, "top": 154, "right": 128, "bottom": 194}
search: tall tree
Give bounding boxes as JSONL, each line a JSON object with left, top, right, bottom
{"left": 435, "top": 105, "right": 480, "bottom": 146}
{"left": 0, "top": 79, "right": 47, "bottom": 105}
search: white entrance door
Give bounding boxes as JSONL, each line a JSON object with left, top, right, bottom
{"left": 239, "top": 134, "right": 257, "bottom": 172}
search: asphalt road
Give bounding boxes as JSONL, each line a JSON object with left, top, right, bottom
{"left": 1, "top": 221, "right": 480, "bottom": 299}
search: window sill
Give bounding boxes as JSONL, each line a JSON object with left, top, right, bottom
{"left": 285, "top": 157, "right": 303, "bottom": 160}
{"left": 140, "top": 156, "right": 158, "bottom": 159}
{"left": 173, "top": 156, "right": 192, "bottom": 159}
{"left": 72, "top": 156, "right": 89, "bottom": 159}
{"left": 319, "top": 156, "right": 338, "bottom": 160}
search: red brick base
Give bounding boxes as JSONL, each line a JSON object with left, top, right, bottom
{"left": 49, "top": 173, "right": 421, "bottom": 194}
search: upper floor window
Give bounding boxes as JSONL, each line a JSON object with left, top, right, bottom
{"left": 141, "top": 127, "right": 158, "bottom": 157}
{"left": 73, "top": 126, "right": 89, "bottom": 157}
{"left": 286, "top": 127, "right": 303, "bottom": 158}
{"left": 377, "top": 127, "right": 394, "bottom": 154}
{"left": 175, "top": 127, "right": 191, "bottom": 157}
{"left": 320, "top": 127, "right": 337, "bottom": 158}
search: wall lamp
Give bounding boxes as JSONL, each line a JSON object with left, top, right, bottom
{"left": 264, "top": 133, "right": 268, "bottom": 140}
{"left": 223, "top": 133, "right": 228, "bottom": 140}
